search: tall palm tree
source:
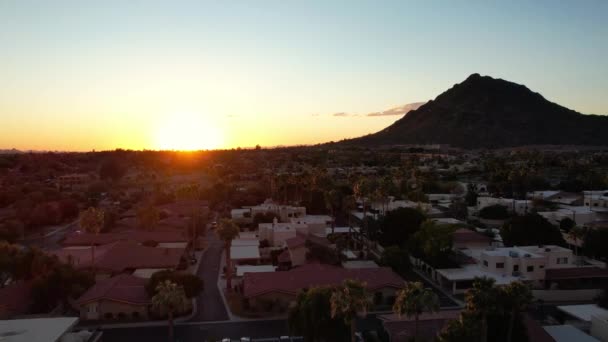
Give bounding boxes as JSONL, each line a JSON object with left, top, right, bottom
{"left": 393, "top": 281, "right": 440, "bottom": 340}
{"left": 503, "top": 282, "right": 532, "bottom": 342}
{"left": 330, "top": 279, "right": 371, "bottom": 342}
{"left": 353, "top": 179, "right": 371, "bottom": 254}
{"left": 152, "top": 280, "right": 190, "bottom": 342}
{"left": 568, "top": 226, "right": 586, "bottom": 259}
{"left": 217, "top": 218, "right": 240, "bottom": 290}
{"left": 324, "top": 189, "right": 342, "bottom": 235}
{"left": 466, "top": 277, "right": 497, "bottom": 342}
{"left": 79, "top": 207, "right": 104, "bottom": 272}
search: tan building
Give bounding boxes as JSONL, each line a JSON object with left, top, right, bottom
{"left": 77, "top": 274, "right": 150, "bottom": 321}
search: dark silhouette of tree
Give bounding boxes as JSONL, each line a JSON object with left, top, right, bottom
{"left": 501, "top": 214, "right": 565, "bottom": 247}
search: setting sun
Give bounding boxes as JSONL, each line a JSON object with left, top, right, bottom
{"left": 154, "top": 112, "right": 223, "bottom": 151}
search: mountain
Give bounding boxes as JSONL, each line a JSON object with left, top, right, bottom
{"left": 343, "top": 74, "right": 608, "bottom": 148}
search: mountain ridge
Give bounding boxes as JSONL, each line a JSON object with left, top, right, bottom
{"left": 340, "top": 74, "right": 608, "bottom": 148}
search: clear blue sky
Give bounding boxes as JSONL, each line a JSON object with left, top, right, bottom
{"left": 1, "top": 1, "right": 607, "bottom": 150}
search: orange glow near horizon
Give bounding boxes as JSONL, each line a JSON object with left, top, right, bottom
{"left": 154, "top": 112, "right": 224, "bottom": 151}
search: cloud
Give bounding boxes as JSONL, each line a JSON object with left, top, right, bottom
{"left": 332, "top": 112, "right": 359, "bottom": 117}
{"left": 365, "top": 102, "right": 426, "bottom": 117}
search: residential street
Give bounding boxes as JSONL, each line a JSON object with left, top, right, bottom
{"left": 101, "top": 319, "right": 289, "bottom": 342}
{"left": 192, "top": 230, "right": 230, "bottom": 321}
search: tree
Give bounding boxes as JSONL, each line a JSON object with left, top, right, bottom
{"left": 217, "top": 218, "right": 240, "bottom": 290}
{"left": 466, "top": 277, "right": 498, "bottom": 342}
{"left": 137, "top": 205, "right": 160, "bottom": 230}
{"left": 99, "top": 158, "right": 126, "bottom": 181}
{"left": 152, "top": 280, "right": 190, "bottom": 342}
{"left": 503, "top": 282, "right": 532, "bottom": 342}
{"left": 393, "top": 281, "right": 440, "bottom": 340}
{"left": 324, "top": 189, "right": 342, "bottom": 234}
{"left": 583, "top": 228, "right": 608, "bottom": 260}
{"left": 146, "top": 270, "right": 203, "bottom": 299}
{"left": 479, "top": 205, "right": 509, "bottom": 220}
{"left": 501, "top": 214, "right": 565, "bottom": 247}
{"left": 79, "top": 207, "right": 104, "bottom": 271}
{"left": 330, "top": 279, "right": 371, "bottom": 342}
{"left": 288, "top": 287, "right": 350, "bottom": 342}
{"left": 409, "top": 221, "right": 456, "bottom": 268}
{"left": 379, "top": 246, "right": 410, "bottom": 275}
{"left": 559, "top": 217, "right": 575, "bottom": 232}
{"left": 30, "top": 260, "right": 94, "bottom": 313}
{"left": 465, "top": 184, "right": 479, "bottom": 207}
{"left": 378, "top": 207, "right": 426, "bottom": 247}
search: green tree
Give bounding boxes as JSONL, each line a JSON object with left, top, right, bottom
{"left": 79, "top": 207, "right": 104, "bottom": 271}
{"left": 559, "top": 217, "right": 575, "bottom": 232}
{"left": 466, "top": 277, "right": 498, "bottom": 342}
{"left": 217, "top": 218, "right": 240, "bottom": 290}
{"left": 137, "top": 205, "right": 160, "bottom": 231}
{"left": 479, "top": 205, "right": 509, "bottom": 220}
{"left": 409, "top": 221, "right": 456, "bottom": 266}
{"left": 568, "top": 226, "right": 586, "bottom": 258}
{"left": 503, "top": 282, "right": 532, "bottom": 342}
{"left": 152, "top": 280, "right": 190, "bottom": 342}
{"left": 330, "top": 280, "right": 371, "bottom": 342}
{"left": 288, "top": 287, "right": 350, "bottom": 342}
{"left": 378, "top": 207, "right": 426, "bottom": 247}
{"left": 146, "top": 270, "right": 203, "bottom": 299}
{"left": 583, "top": 228, "right": 608, "bottom": 260}
{"left": 379, "top": 246, "right": 410, "bottom": 275}
{"left": 393, "top": 281, "right": 440, "bottom": 340}
{"left": 501, "top": 214, "right": 565, "bottom": 247}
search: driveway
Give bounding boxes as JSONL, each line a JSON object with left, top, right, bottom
{"left": 192, "top": 231, "right": 229, "bottom": 321}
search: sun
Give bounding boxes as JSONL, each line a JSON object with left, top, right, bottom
{"left": 154, "top": 112, "right": 223, "bottom": 151}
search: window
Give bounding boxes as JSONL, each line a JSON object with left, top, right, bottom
{"left": 496, "top": 262, "right": 504, "bottom": 269}
{"left": 483, "top": 260, "right": 488, "bottom": 267}
{"left": 513, "top": 265, "right": 519, "bottom": 272}
{"left": 556, "top": 257, "right": 569, "bottom": 264}
{"left": 527, "top": 266, "right": 534, "bottom": 272}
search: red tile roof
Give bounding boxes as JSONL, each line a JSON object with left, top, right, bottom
{"left": 452, "top": 228, "right": 492, "bottom": 245}
{"left": 0, "top": 282, "right": 32, "bottom": 317}
{"left": 546, "top": 267, "right": 608, "bottom": 280}
{"left": 63, "top": 230, "right": 188, "bottom": 246}
{"left": 380, "top": 310, "right": 461, "bottom": 342}
{"left": 243, "top": 264, "right": 403, "bottom": 298}
{"left": 77, "top": 274, "right": 149, "bottom": 305}
{"left": 54, "top": 240, "right": 184, "bottom": 273}
{"left": 285, "top": 236, "right": 306, "bottom": 249}
{"left": 94, "top": 241, "right": 184, "bottom": 273}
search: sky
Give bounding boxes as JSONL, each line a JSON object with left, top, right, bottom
{"left": 1, "top": 1, "right": 607, "bottom": 151}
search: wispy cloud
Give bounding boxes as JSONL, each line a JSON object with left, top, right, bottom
{"left": 330, "top": 101, "right": 426, "bottom": 118}
{"left": 365, "top": 102, "right": 426, "bottom": 117}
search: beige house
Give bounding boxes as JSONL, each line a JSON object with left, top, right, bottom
{"left": 77, "top": 274, "right": 150, "bottom": 321}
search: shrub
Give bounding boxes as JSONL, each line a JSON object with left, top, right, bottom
{"left": 479, "top": 204, "right": 510, "bottom": 220}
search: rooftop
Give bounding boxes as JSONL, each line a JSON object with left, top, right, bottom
{"left": 230, "top": 245, "right": 261, "bottom": 260}
{"left": 243, "top": 264, "right": 403, "bottom": 298}
{"left": 236, "top": 265, "right": 277, "bottom": 277}
{"left": 0, "top": 317, "right": 79, "bottom": 342}
{"left": 557, "top": 304, "right": 608, "bottom": 322}
{"left": 544, "top": 325, "right": 599, "bottom": 342}
{"left": 77, "top": 274, "right": 149, "bottom": 306}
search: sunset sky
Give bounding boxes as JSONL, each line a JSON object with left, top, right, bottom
{"left": 1, "top": 1, "right": 607, "bottom": 151}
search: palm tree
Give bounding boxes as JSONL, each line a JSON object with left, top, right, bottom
{"left": 137, "top": 204, "right": 160, "bottom": 231}
{"left": 324, "top": 189, "right": 342, "bottom": 235}
{"left": 353, "top": 179, "right": 371, "bottom": 254}
{"left": 217, "top": 218, "right": 240, "bottom": 290}
{"left": 503, "top": 282, "right": 532, "bottom": 342}
{"left": 330, "top": 279, "right": 371, "bottom": 342}
{"left": 152, "top": 280, "right": 190, "bottom": 342}
{"left": 393, "top": 281, "right": 440, "bottom": 340}
{"left": 568, "top": 226, "right": 586, "bottom": 259}
{"left": 79, "top": 207, "right": 104, "bottom": 272}
{"left": 466, "top": 277, "right": 497, "bottom": 342}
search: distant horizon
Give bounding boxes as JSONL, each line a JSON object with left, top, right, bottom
{"left": 1, "top": 1, "right": 607, "bottom": 151}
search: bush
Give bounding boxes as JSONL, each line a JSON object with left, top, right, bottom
{"left": 146, "top": 270, "right": 203, "bottom": 298}
{"left": 479, "top": 204, "right": 510, "bottom": 220}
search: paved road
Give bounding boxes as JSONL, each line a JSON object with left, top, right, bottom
{"left": 101, "top": 320, "right": 289, "bottom": 342}
{"left": 20, "top": 220, "right": 78, "bottom": 251}
{"left": 192, "top": 231, "right": 229, "bottom": 321}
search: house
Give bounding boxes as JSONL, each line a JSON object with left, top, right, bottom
{"left": 258, "top": 219, "right": 306, "bottom": 247}
{"left": 77, "top": 274, "right": 150, "bottom": 321}
{"left": 477, "top": 196, "right": 533, "bottom": 215}
{"left": 584, "top": 191, "right": 608, "bottom": 210}
{"left": 0, "top": 317, "right": 101, "bottom": 342}
{"left": 436, "top": 245, "right": 578, "bottom": 294}
{"left": 54, "top": 241, "right": 185, "bottom": 278}
{"left": 230, "top": 245, "right": 261, "bottom": 266}
{"left": 0, "top": 282, "right": 32, "bottom": 319}
{"left": 245, "top": 200, "right": 307, "bottom": 222}
{"left": 243, "top": 264, "right": 403, "bottom": 309}
{"left": 284, "top": 235, "right": 306, "bottom": 267}
{"left": 289, "top": 215, "right": 332, "bottom": 236}
{"left": 62, "top": 230, "right": 189, "bottom": 248}
{"left": 555, "top": 304, "right": 608, "bottom": 341}
{"left": 452, "top": 228, "right": 493, "bottom": 250}
{"left": 380, "top": 310, "right": 461, "bottom": 342}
